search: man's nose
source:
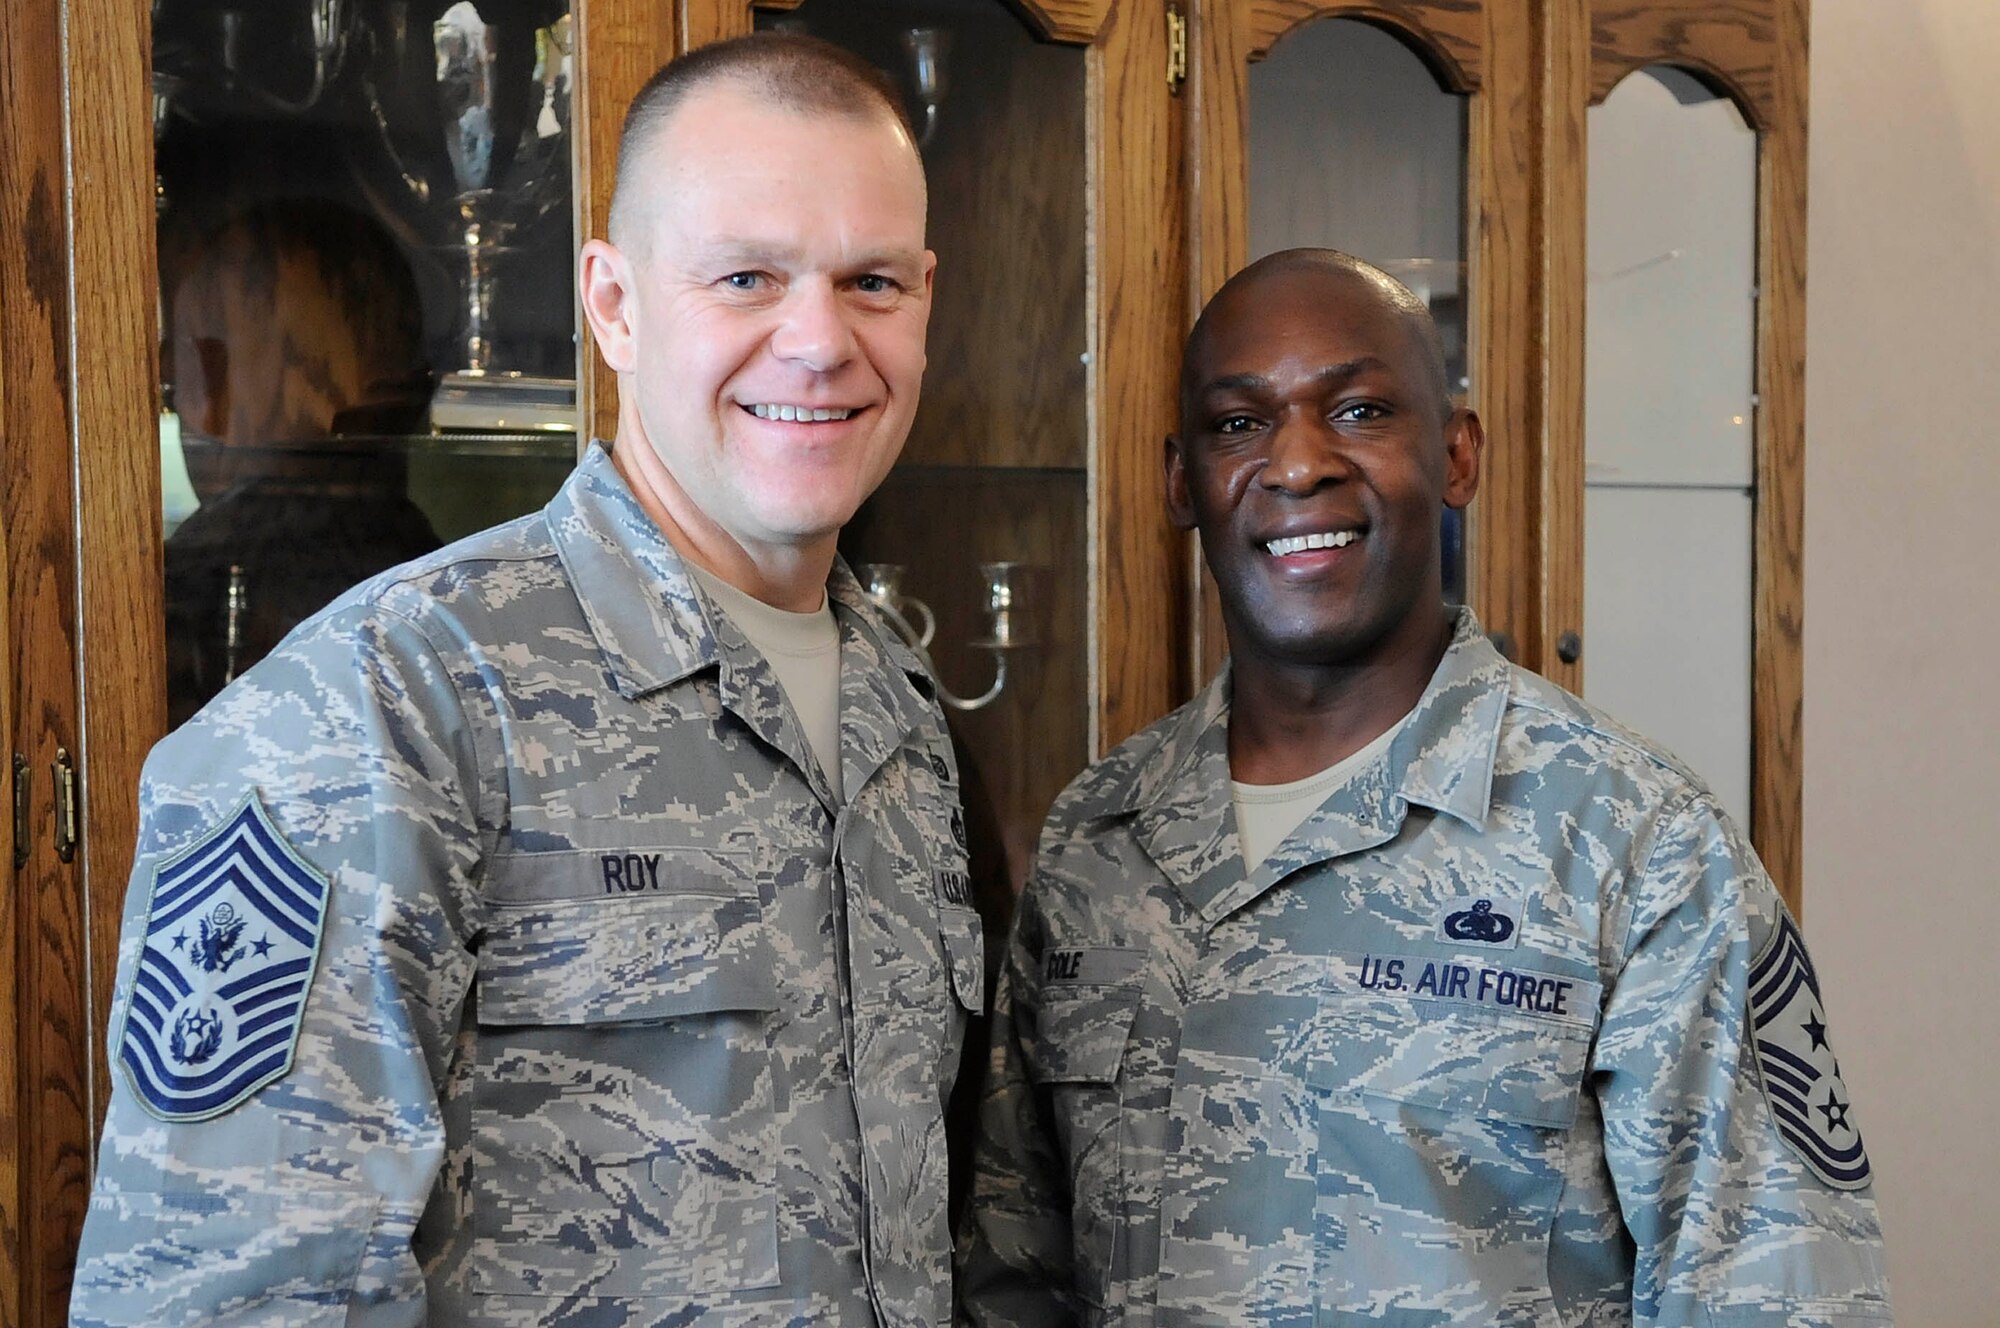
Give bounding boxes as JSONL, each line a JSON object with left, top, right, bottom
{"left": 769, "top": 280, "right": 860, "bottom": 373}
{"left": 1262, "top": 413, "right": 1351, "bottom": 493}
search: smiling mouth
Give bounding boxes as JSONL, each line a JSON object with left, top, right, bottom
{"left": 744, "top": 403, "right": 858, "bottom": 422}
{"left": 1265, "top": 529, "right": 1362, "bottom": 556}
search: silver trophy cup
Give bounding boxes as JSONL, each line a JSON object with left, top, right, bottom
{"left": 359, "top": 1, "right": 574, "bottom": 430}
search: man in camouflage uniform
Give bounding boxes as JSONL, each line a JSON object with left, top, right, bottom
{"left": 72, "top": 34, "right": 983, "bottom": 1328}
{"left": 957, "top": 250, "right": 1891, "bottom": 1326}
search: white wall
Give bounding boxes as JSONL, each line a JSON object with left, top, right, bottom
{"left": 1805, "top": 3, "right": 2000, "bottom": 1320}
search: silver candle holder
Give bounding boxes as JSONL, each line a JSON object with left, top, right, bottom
{"left": 859, "top": 561, "right": 1035, "bottom": 712}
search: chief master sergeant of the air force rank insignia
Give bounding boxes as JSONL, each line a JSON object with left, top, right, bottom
{"left": 115, "top": 795, "right": 330, "bottom": 1122}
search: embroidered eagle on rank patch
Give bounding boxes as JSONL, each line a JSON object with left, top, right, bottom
{"left": 116, "top": 795, "right": 332, "bottom": 1122}
{"left": 1747, "top": 912, "right": 1872, "bottom": 1190}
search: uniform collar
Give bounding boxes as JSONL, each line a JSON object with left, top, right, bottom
{"left": 1110, "top": 608, "right": 1511, "bottom": 927}
{"left": 546, "top": 441, "right": 720, "bottom": 699}
{"left": 546, "top": 442, "right": 937, "bottom": 804}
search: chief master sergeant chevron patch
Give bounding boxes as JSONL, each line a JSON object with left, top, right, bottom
{"left": 115, "top": 795, "right": 331, "bottom": 1122}
{"left": 1749, "top": 911, "right": 1872, "bottom": 1190}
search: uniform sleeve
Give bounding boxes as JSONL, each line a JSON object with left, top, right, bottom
{"left": 1593, "top": 796, "right": 1893, "bottom": 1326}
{"left": 955, "top": 883, "right": 1084, "bottom": 1328}
{"left": 70, "top": 602, "right": 488, "bottom": 1328}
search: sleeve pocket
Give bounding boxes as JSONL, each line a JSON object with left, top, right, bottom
{"left": 479, "top": 893, "right": 778, "bottom": 1026}
{"left": 1034, "top": 985, "right": 1142, "bottom": 1084}
{"left": 71, "top": 1188, "right": 376, "bottom": 1327}
{"left": 943, "top": 907, "right": 987, "bottom": 1015}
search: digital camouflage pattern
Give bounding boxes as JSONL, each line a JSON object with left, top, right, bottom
{"left": 959, "top": 610, "right": 1891, "bottom": 1328}
{"left": 73, "top": 442, "right": 983, "bottom": 1328}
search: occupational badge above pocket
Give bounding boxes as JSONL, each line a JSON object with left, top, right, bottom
{"left": 116, "top": 795, "right": 332, "bottom": 1122}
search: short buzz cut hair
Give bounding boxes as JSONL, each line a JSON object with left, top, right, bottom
{"left": 1180, "top": 248, "right": 1453, "bottom": 424}
{"left": 607, "top": 32, "right": 918, "bottom": 249}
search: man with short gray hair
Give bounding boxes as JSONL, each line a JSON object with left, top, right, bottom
{"left": 73, "top": 32, "right": 979, "bottom": 1328}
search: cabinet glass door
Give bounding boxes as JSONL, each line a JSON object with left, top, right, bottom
{"left": 755, "top": 0, "right": 1090, "bottom": 919}
{"left": 151, "top": 0, "right": 582, "bottom": 726}
{"left": 1583, "top": 66, "right": 1757, "bottom": 825}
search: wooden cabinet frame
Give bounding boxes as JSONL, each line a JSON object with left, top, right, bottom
{"left": 3, "top": 0, "right": 160, "bottom": 1318}
{"left": 1548, "top": 0, "right": 1809, "bottom": 909}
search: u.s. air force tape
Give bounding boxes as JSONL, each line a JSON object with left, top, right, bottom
{"left": 1328, "top": 952, "right": 1601, "bottom": 1029}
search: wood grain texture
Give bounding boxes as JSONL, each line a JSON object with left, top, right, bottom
{"left": 71, "top": 0, "right": 165, "bottom": 1222}
{"left": 1011, "top": 0, "right": 1114, "bottom": 44}
{"left": 1, "top": 0, "right": 91, "bottom": 1316}
{"left": 580, "top": 0, "right": 678, "bottom": 444}
{"left": 1461, "top": 1, "right": 1549, "bottom": 678}
{"left": 679, "top": 0, "right": 754, "bottom": 52}
{"left": 1535, "top": 0, "right": 1588, "bottom": 692}
{"left": 1095, "top": 0, "right": 1192, "bottom": 749}
{"left": 0, "top": 319, "right": 16, "bottom": 1328}
{"left": 1588, "top": 0, "right": 1776, "bottom": 129}
{"left": 1247, "top": 1, "right": 1484, "bottom": 90}
{"left": 1750, "top": 0, "right": 1805, "bottom": 915}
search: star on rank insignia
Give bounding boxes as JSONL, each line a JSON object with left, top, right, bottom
{"left": 1747, "top": 912, "right": 1872, "bottom": 1190}
{"left": 116, "top": 795, "right": 331, "bottom": 1122}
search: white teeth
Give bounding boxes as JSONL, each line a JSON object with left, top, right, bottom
{"left": 750, "top": 404, "right": 855, "bottom": 422}
{"left": 1265, "top": 530, "right": 1360, "bottom": 556}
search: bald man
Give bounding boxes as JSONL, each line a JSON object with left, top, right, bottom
{"left": 74, "top": 34, "right": 979, "bottom": 1328}
{"left": 957, "top": 250, "right": 1890, "bottom": 1326}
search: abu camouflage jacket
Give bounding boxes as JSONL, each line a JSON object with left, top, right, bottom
{"left": 73, "top": 443, "right": 983, "bottom": 1328}
{"left": 959, "top": 611, "right": 1890, "bottom": 1327}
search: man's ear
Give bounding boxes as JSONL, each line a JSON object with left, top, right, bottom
{"left": 1442, "top": 407, "right": 1484, "bottom": 511}
{"left": 578, "top": 238, "right": 638, "bottom": 374}
{"left": 1164, "top": 435, "right": 1198, "bottom": 532}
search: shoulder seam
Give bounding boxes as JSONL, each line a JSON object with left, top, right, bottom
{"left": 1504, "top": 684, "right": 1705, "bottom": 788}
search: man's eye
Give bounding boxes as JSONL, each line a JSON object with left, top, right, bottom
{"left": 1334, "top": 401, "right": 1387, "bottom": 423}
{"left": 854, "top": 274, "right": 897, "bottom": 295}
{"left": 723, "top": 272, "right": 763, "bottom": 291}
{"left": 1213, "top": 415, "right": 1260, "bottom": 434}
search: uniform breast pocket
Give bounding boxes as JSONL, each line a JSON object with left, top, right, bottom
{"left": 1034, "top": 982, "right": 1142, "bottom": 1311}
{"left": 1307, "top": 997, "right": 1591, "bottom": 1326}
{"left": 470, "top": 875, "right": 782, "bottom": 1300}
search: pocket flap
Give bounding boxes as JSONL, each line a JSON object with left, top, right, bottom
{"left": 1307, "top": 998, "right": 1589, "bottom": 1129}
{"left": 1035, "top": 985, "right": 1142, "bottom": 1085}
{"left": 479, "top": 893, "right": 777, "bottom": 1027}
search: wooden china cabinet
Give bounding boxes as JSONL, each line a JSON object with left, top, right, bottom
{"left": 0, "top": 0, "right": 1807, "bottom": 1318}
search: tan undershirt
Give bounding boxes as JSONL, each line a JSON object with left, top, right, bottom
{"left": 692, "top": 567, "right": 843, "bottom": 800}
{"left": 1230, "top": 717, "right": 1406, "bottom": 871}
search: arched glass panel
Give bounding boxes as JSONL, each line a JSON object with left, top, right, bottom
{"left": 759, "top": 0, "right": 1089, "bottom": 911}
{"left": 1583, "top": 65, "right": 1757, "bottom": 824}
{"left": 1249, "top": 17, "right": 1471, "bottom": 601}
